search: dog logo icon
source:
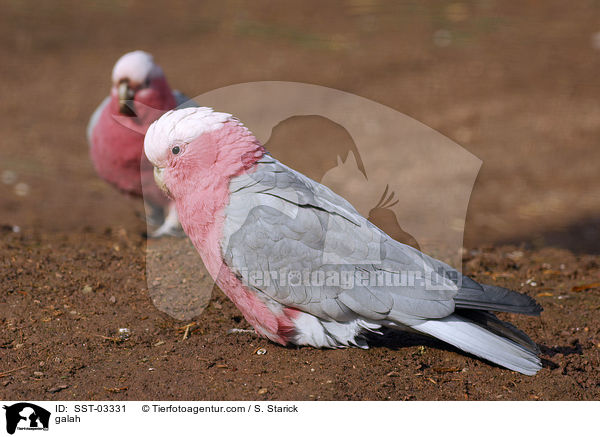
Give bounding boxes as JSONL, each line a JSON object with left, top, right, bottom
{"left": 3, "top": 403, "right": 50, "bottom": 434}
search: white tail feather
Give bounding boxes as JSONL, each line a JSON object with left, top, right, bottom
{"left": 412, "top": 314, "right": 541, "bottom": 375}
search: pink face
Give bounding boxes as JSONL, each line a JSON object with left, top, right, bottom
{"left": 150, "top": 130, "right": 222, "bottom": 200}
{"left": 144, "top": 107, "right": 263, "bottom": 201}
{"left": 109, "top": 51, "right": 176, "bottom": 118}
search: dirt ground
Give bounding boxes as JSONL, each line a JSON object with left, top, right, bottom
{"left": 1, "top": 0, "right": 600, "bottom": 400}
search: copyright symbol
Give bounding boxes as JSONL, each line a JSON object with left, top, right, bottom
{"left": 142, "top": 405, "right": 150, "bottom": 412}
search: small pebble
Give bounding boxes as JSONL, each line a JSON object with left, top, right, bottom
{"left": 227, "top": 328, "right": 255, "bottom": 335}
{"left": 47, "top": 384, "right": 68, "bottom": 393}
{"left": 14, "top": 182, "right": 30, "bottom": 197}
{"left": 257, "top": 388, "right": 268, "bottom": 395}
{"left": 81, "top": 285, "right": 93, "bottom": 294}
{"left": 33, "top": 371, "right": 44, "bottom": 377}
{"left": 118, "top": 328, "right": 130, "bottom": 340}
{"left": 255, "top": 348, "right": 267, "bottom": 355}
{"left": 109, "top": 296, "right": 117, "bottom": 304}
{"left": 507, "top": 250, "right": 524, "bottom": 261}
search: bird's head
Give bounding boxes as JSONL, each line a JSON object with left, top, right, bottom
{"left": 144, "top": 107, "right": 264, "bottom": 199}
{"left": 110, "top": 50, "right": 175, "bottom": 116}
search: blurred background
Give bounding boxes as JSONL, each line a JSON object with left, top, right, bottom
{"left": 1, "top": 0, "right": 599, "bottom": 253}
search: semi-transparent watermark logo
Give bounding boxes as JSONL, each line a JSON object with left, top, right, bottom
{"left": 239, "top": 267, "right": 460, "bottom": 291}
{"left": 116, "top": 81, "right": 481, "bottom": 320}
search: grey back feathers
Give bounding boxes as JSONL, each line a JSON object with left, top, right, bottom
{"left": 221, "top": 156, "right": 542, "bottom": 374}
{"left": 223, "top": 156, "right": 458, "bottom": 325}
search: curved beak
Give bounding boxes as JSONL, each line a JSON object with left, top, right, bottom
{"left": 153, "top": 167, "right": 171, "bottom": 198}
{"left": 118, "top": 81, "right": 136, "bottom": 116}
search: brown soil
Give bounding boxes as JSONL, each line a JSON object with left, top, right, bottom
{"left": 1, "top": 0, "right": 599, "bottom": 400}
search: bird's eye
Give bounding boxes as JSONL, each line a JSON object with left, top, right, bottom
{"left": 172, "top": 146, "right": 180, "bottom": 155}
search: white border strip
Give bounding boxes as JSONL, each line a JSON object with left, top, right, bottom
{"left": 0, "top": 401, "right": 595, "bottom": 437}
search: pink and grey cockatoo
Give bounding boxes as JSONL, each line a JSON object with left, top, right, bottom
{"left": 87, "top": 50, "right": 192, "bottom": 237}
{"left": 144, "top": 107, "right": 543, "bottom": 375}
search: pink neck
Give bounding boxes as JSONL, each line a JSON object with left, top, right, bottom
{"left": 172, "top": 128, "right": 264, "bottom": 275}
{"left": 168, "top": 130, "right": 296, "bottom": 344}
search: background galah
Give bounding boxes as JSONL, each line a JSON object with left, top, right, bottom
{"left": 144, "top": 107, "right": 544, "bottom": 375}
{"left": 87, "top": 50, "right": 191, "bottom": 237}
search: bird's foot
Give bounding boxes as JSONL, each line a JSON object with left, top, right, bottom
{"left": 149, "top": 222, "right": 185, "bottom": 238}
{"left": 148, "top": 202, "right": 184, "bottom": 238}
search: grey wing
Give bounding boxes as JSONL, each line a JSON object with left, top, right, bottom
{"left": 173, "top": 90, "right": 199, "bottom": 109}
{"left": 222, "top": 157, "right": 459, "bottom": 326}
{"left": 86, "top": 96, "right": 110, "bottom": 146}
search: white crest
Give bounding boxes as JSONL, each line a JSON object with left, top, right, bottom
{"left": 144, "top": 107, "right": 234, "bottom": 166}
{"left": 112, "top": 50, "right": 163, "bottom": 85}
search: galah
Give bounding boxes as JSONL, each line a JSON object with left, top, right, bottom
{"left": 87, "top": 50, "right": 191, "bottom": 237}
{"left": 144, "top": 107, "right": 543, "bottom": 375}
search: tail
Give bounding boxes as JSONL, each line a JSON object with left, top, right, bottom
{"left": 412, "top": 314, "right": 542, "bottom": 375}
{"left": 455, "top": 279, "right": 543, "bottom": 315}
{"left": 456, "top": 309, "right": 540, "bottom": 353}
